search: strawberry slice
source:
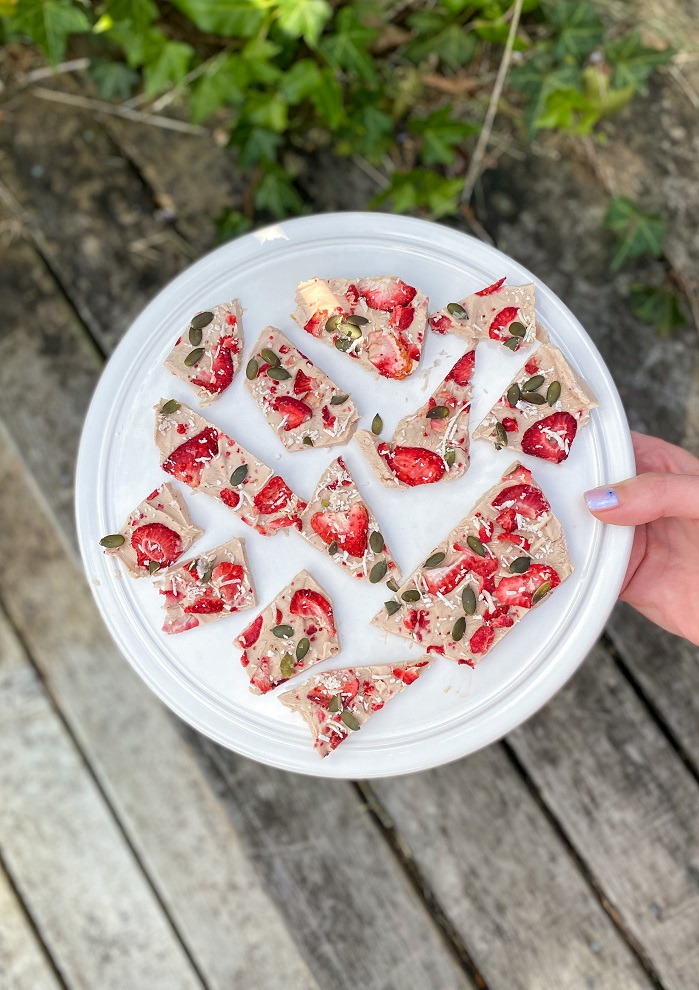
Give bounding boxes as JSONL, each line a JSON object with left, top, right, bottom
{"left": 429, "top": 314, "right": 453, "bottom": 334}
{"left": 475, "top": 276, "right": 506, "bottom": 296}
{"left": 345, "top": 283, "right": 359, "bottom": 307}
{"left": 220, "top": 489, "right": 241, "bottom": 508}
{"left": 384, "top": 445, "right": 446, "bottom": 486}
{"left": 304, "top": 310, "right": 327, "bottom": 337}
{"left": 392, "top": 666, "right": 419, "bottom": 685}
{"left": 253, "top": 476, "right": 294, "bottom": 515}
{"left": 310, "top": 503, "right": 369, "bottom": 558}
{"left": 489, "top": 306, "right": 520, "bottom": 342}
{"left": 491, "top": 483, "right": 550, "bottom": 519}
{"left": 470, "top": 625, "right": 495, "bottom": 654}
{"left": 502, "top": 417, "right": 519, "bottom": 433}
{"left": 424, "top": 550, "right": 497, "bottom": 595}
{"left": 191, "top": 337, "right": 235, "bottom": 394}
{"left": 131, "top": 523, "right": 183, "bottom": 569}
{"left": 521, "top": 412, "right": 577, "bottom": 464}
{"left": 185, "top": 594, "right": 225, "bottom": 614}
{"left": 289, "top": 588, "right": 336, "bottom": 636}
{"left": 273, "top": 396, "right": 313, "bottom": 431}
{"left": 357, "top": 277, "right": 417, "bottom": 311}
{"left": 321, "top": 405, "right": 336, "bottom": 429}
{"left": 495, "top": 507, "right": 517, "bottom": 533}
{"left": 445, "top": 349, "right": 476, "bottom": 386}
{"left": 307, "top": 685, "right": 332, "bottom": 708}
{"left": 211, "top": 562, "right": 244, "bottom": 605}
{"left": 293, "top": 369, "right": 314, "bottom": 395}
{"left": 496, "top": 563, "right": 560, "bottom": 608}
{"left": 238, "top": 614, "right": 263, "bottom": 648}
{"left": 163, "top": 427, "right": 219, "bottom": 487}
{"left": 389, "top": 304, "right": 414, "bottom": 330}
{"left": 497, "top": 533, "right": 531, "bottom": 552}
{"left": 366, "top": 330, "right": 413, "bottom": 380}
{"left": 340, "top": 677, "right": 360, "bottom": 702}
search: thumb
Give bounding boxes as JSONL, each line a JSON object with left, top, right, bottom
{"left": 584, "top": 472, "right": 699, "bottom": 524}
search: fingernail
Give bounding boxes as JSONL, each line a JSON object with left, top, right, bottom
{"left": 584, "top": 487, "right": 619, "bottom": 511}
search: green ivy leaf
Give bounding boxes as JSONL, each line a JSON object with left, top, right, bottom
{"left": 341, "top": 103, "right": 394, "bottom": 161}
{"left": 319, "top": 6, "right": 378, "bottom": 83}
{"left": 629, "top": 284, "right": 686, "bottom": 336}
{"left": 581, "top": 65, "right": 635, "bottom": 117}
{"left": 13, "top": 0, "right": 89, "bottom": 64}
{"left": 405, "top": 13, "right": 477, "bottom": 70}
{"left": 254, "top": 167, "right": 305, "bottom": 218}
{"left": 104, "top": 23, "right": 164, "bottom": 68}
{"left": 544, "top": 1, "right": 603, "bottom": 62}
{"left": 231, "top": 125, "right": 283, "bottom": 168}
{"left": 373, "top": 169, "right": 462, "bottom": 220}
{"left": 103, "top": 0, "right": 158, "bottom": 30}
{"left": 168, "top": 0, "right": 265, "bottom": 37}
{"left": 189, "top": 54, "right": 248, "bottom": 122}
{"left": 143, "top": 39, "right": 194, "bottom": 98}
{"left": 241, "top": 37, "right": 283, "bottom": 84}
{"left": 246, "top": 91, "right": 288, "bottom": 132}
{"left": 409, "top": 106, "right": 478, "bottom": 166}
{"left": 605, "top": 196, "right": 667, "bottom": 270}
{"left": 280, "top": 58, "right": 323, "bottom": 104}
{"left": 276, "top": 0, "right": 332, "bottom": 47}
{"left": 215, "top": 208, "right": 253, "bottom": 244}
{"left": 89, "top": 58, "right": 140, "bottom": 101}
{"left": 310, "top": 67, "right": 345, "bottom": 128}
{"left": 535, "top": 87, "right": 599, "bottom": 135}
{"left": 604, "top": 33, "right": 674, "bottom": 93}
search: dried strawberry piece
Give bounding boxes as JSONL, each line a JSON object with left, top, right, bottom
{"left": 211, "top": 562, "right": 244, "bottom": 605}
{"left": 389, "top": 304, "right": 414, "bottom": 330}
{"left": 293, "top": 369, "right": 314, "bottom": 395}
{"left": 251, "top": 669, "right": 273, "bottom": 694}
{"left": 340, "top": 677, "right": 360, "bottom": 702}
{"left": 475, "top": 276, "right": 506, "bottom": 296}
{"left": 273, "top": 396, "right": 313, "bottom": 431}
{"left": 321, "top": 405, "right": 336, "bottom": 429}
{"left": 289, "top": 588, "right": 336, "bottom": 636}
{"left": 163, "top": 427, "right": 219, "bottom": 487}
{"left": 491, "top": 483, "right": 550, "bottom": 520}
{"left": 446, "top": 349, "right": 476, "bottom": 386}
{"left": 423, "top": 550, "right": 497, "bottom": 596}
{"left": 310, "top": 502, "right": 369, "bottom": 558}
{"left": 429, "top": 314, "right": 452, "bottom": 334}
{"left": 521, "top": 412, "right": 577, "bottom": 464}
{"left": 345, "top": 283, "right": 359, "bottom": 307}
{"left": 489, "top": 306, "right": 520, "bottom": 342}
{"left": 366, "top": 329, "right": 413, "bottom": 380}
{"left": 307, "top": 685, "right": 333, "bottom": 708}
{"left": 496, "top": 563, "right": 560, "bottom": 608}
{"left": 304, "top": 310, "right": 327, "bottom": 337}
{"left": 392, "top": 666, "right": 420, "bottom": 685}
{"left": 131, "top": 523, "right": 183, "bottom": 568}
{"left": 191, "top": 337, "right": 235, "bottom": 394}
{"left": 497, "top": 533, "right": 531, "bottom": 552}
{"left": 185, "top": 594, "right": 225, "bottom": 615}
{"left": 470, "top": 625, "right": 495, "bottom": 654}
{"left": 357, "top": 277, "right": 417, "bottom": 312}
{"left": 384, "top": 445, "right": 446, "bottom": 486}
{"left": 495, "top": 507, "right": 517, "bottom": 533}
{"left": 220, "top": 488, "right": 241, "bottom": 509}
{"left": 238, "top": 614, "right": 263, "bottom": 648}
{"left": 524, "top": 359, "right": 538, "bottom": 375}
{"left": 253, "top": 476, "right": 294, "bottom": 514}
{"left": 502, "top": 417, "right": 519, "bottom": 433}
{"left": 147, "top": 489, "right": 160, "bottom": 501}
{"left": 166, "top": 615, "right": 199, "bottom": 634}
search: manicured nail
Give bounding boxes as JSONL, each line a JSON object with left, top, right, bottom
{"left": 584, "top": 487, "right": 619, "bottom": 511}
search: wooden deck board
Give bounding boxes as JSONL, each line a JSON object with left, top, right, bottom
{"left": 0, "top": 862, "right": 63, "bottom": 990}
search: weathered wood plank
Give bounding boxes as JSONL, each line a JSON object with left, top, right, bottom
{"left": 0, "top": 862, "right": 62, "bottom": 990}
{"left": 0, "top": 424, "right": 320, "bottom": 990}
{"left": 0, "top": 609, "right": 203, "bottom": 990}
{"left": 371, "top": 742, "right": 655, "bottom": 990}
{"left": 508, "top": 647, "right": 699, "bottom": 990}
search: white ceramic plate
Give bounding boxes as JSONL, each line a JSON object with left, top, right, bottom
{"left": 75, "top": 212, "right": 634, "bottom": 778}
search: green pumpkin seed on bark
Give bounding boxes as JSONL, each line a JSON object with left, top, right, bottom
{"left": 100, "top": 534, "right": 125, "bottom": 548}
{"left": 184, "top": 347, "right": 205, "bottom": 367}
{"left": 190, "top": 311, "right": 214, "bottom": 330}
{"left": 161, "top": 399, "right": 180, "bottom": 414}
{"left": 547, "top": 381, "right": 561, "bottom": 405}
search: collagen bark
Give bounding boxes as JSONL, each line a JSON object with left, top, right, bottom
{"left": 164, "top": 300, "right": 243, "bottom": 405}
{"left": 429, "top": 278, "right": 536, "bottom": 352}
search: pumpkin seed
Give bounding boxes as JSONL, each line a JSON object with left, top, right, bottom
{"left": 423, "top": 551, "right": 446, "bottom": 569}
{"left": 522, "top": 374, "right": 545, "bottom": 392}
{"left": 495, "top": 422, "right": 508, "bottom": 448}
{"left": 160, "top": 399, "right": 181, "bottom": 414}
{"left": 267, "top": 367, "right": 292, "bottom": 381}
{"left": 325, "top": 314, "right": 343, "bottom": 333}
{"left": 272, "top": 624, "right": 293, "bottom": 638}
{"left": 100, "top": 533, "right": 125, "bottom": 548}
{"left": 245, "top": 358, "right": 258, "bottom": 380}
{"left": 386, "top": 578, "right": 399, "bottom": 592}
{"left": 280, "top": 653, "right": 294, "bottom": 679}
{"left": 344, "top": 314, "right": 369, "bottom": 326}
{"left": 503, "top": 337, "right": 520, "bottom": 351}
{"left": 341, "top": 710, "right": 360, "bottom": 731}
{"left": 506, "top": 383, "right": 521, "bottom": 406}
{"left": 330, "top": 393, "right": 349, "bottom": 405}
{"left": 303, "top": 436, "right": 314, "bottom": 447}
{"left": 426, "top": 405, "right": 450, "bottom": 420}
{"left": 445, "top": 446, "right": 456, "bottom": 467}
{"left": 532, "top": 581, "right": 552, "bottom": 604}
{"left": 344, "top": 323, "right": 363, "bottom": 340}
{"left": 328, "top": 693, "right": 342, "bottom": 713}
{"left": 547, "top": 380, "right": 561, "bottom": 405}
{"left": 401, "top": 589, "right": 421, "bottom": 602}
{"left": 321, "top": 498, "right": 330, "bottom": 507}
{"left": 371, "top": 413, "right": 383, "bottom": 435}
{"left": 452, "top": 616, "right": 466, "bottom": 642}
{"left": 384, "top": 600, "right": 402, "bottom": 615}
{"left": 148, "top": 560, "right": 160, "bottom": 575}
{"left": 260, "top": 348, "right": 280, "bottom": 366}
{"left": 369, "top": 560, "right": 388, "bottom": 583}
{"left": 230, "top": 464, "right": 248, "bottom": 486}
{"left": 335, "top": 337, "right": 352, "bottom": 352}
{"left": 184, "top": 347, "right": 205, "bottom": 367}
{"left": 509, "top": 321, "right": 526, "bottom": 337}
{"left": 370, "top": 531, "right": 385, "bottom": 554}
{"left": 447, "top": 302, "right": 467, "bottom": 318}
{"left": 190, "top": 311, "right": 214, "bottom": 330}
{"left": 509, "top": 556, "right": 531, "bottom": 574}
{"left": 199, "top": 559, "right": 213, "bottom": 584}
{"left": 296, "top": 638, "right": 310, "bottom": 661}
{"left": 462, "top": 585, "right": 476, "bottom": 615}
{"left": 327, "top": 541, "right": 338, "bottom": 555}
{"left": 467, "top": 535, "right": 486, "bottom": 557}
{"left": 520, "top": 390, "right": 546, "bottom": 405}
{"left": 188, "top": 325, "right": 202, "bottom": 346}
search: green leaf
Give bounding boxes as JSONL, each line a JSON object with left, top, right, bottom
{"left": 13, "top": 0, "right": 89, "bottom": 64}
{"left": 534, "top": 86, "right": 599, "bottom": 135}
{"left": 544, "top": 1, "right": 603, "bottom": 62}
{"left": 168, "top": 0, "right": 265, "bottom": 37}
{"left": 510, "top": 55, "right": 581, "bottom": 135}
{"left": 405, "top": 15, "right": 477, "bottom": 70}
{"left": 605, "top": 196, "right": 667, "bottom": 270}
{"left": 103, "top": 0, "right": 158, "bottom": 30}
{"left": 604, "top": 33, "right": 674, "bottom": 93}
{"left": 276, "top": 0, "right": 332, "bottom": 47}
{"left": 231, "top": 125, "right": 283, "bottom": 167}
{"left": 319, "top": 7, "right": 378, "bottom": 82}
{"left": 143, "top": 39, "right": 194, "bottom": 98}
{"left": 343, "top": 103, "right": 394, "bottom": 162}
{"left": 104, "top": 23, "right": 165, "bottom": 68}
{"left": 409, "top": 106, "right": 477, "bottom": 166}
{"left": 310, "top": 67, "right": 345, "bottom": 127}
{"left": 254, "top": 167, "right": 305, "bottom": 218}
{"left": 241, "top": 37, "right": 283, "bottom": 84}
{"left": 629, "top": 284, "right": 686, "bottom": 336}
{"left": 581, "top": 65, "right": 635, "bottom": 118}
{"left": 280, "top": 58, "right": 323, "bottom": 104}
{"left": 372, "top": 169, "right": 462, "bottom": 220}
{"left": 189, "top": 54, "right": 248, "bottom": 123}
{"left": 246, "top": 91, "right": 288, "bottom": 132}
{"left": 89, "top": 58, "right": 140, "bottom": 101}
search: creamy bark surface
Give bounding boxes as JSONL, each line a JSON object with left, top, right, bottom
{"left": 372, "top": 463, "right": 572, "bottom": 665}
{"left": 244, "top": 326, "right": 359, "bottom": 451}
{"left": 154, "top": 400, "right": 306, "bottom": 536}
{"left": 157, "top": 537, "right": 256, "bottom": 635}
{"left": 164, "top": 299, "right": 243, "bottom": 405}
{"left": 354, "top": 347, "right": 476, "bottom": 489}
{"left": 472, "top": 342, "right": 598, "bottom": 464}
{"left": 299, "top": 456, "right": 401, "bottom": 585}
{"left": 235, "top": 570, "right": 339, "bottom": 695}
{"left": 429, "top": 278, "right": 536, "bottom": 352}
{"left": 101, "top": 483, "right": 202, "bottom": 578}
{"left": 279, "top": 658, "right": 433, "bottom": 758}
{"left": 291, "top": 276, "right": 428, "bottom": 380}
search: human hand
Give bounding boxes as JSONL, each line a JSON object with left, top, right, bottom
{"left": 584, "top": 431, "right": 699, "bottom": 645}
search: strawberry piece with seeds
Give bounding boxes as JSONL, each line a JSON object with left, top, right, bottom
{"left": 132, "top": 523, "right": 182, "bottom": 569}
{"left": 488, "top": 306, "right": 521, "bottom": 342}
{"left": 476, "top": 277, "right": 506, "bottom": 296}
{"left": 164, "top": 299, "right": 243, "bottom": 406}
{"left": 385, "top": 446, "right": 446, "bottom": 487}
{"left": 521, "top": 411, "right": 577, "bottom": 463}
{"left": 491, "top": 483, "right": 551, "bottom": 520}
{"left": 290, "top": 588, "right": 336, "bottom": 635}
{"left": 366, "top": 329, "right": 413, "bottom": 380}
{"left": 469, "top": 625, "right": 495, "bottom": 655}
{"left": 293, "top": 369, "right": 314, "bottom": 395}
{"left": 273, "top": 396, "right": 313, "bottom": 431}
{"left": 357, "top": 277, "right": 417, "bottom": 311}
{"left": 310, "top": 503, "right": 369, "bottom": 558}
{"left": 496, "top": 563, "right": 560, "bottom": 609}
{"left": 163, "top": 428, "right": 220, "bottom": 487}
{"left": 254, "top": 476, "right": 294, "bottom": 515}
{"left": 446, "top": 349, "right": 476, "bottom": 386}
{"left": 239, "top": 614, "right": 263, "bottom": 648}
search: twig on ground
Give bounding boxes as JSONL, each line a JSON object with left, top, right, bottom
{"left": 667, "top": 64, "right": 699, "bottom": 110}
{"left": 352, "top": 156, "right": 391, "bottom": 190}
{"left": 460, "top": 0, "right": 524, "bottom": 204}
{"left": 30, "top": 86, "right": 209, "bottom": 136}
{"left": 24, "top": 58, "right": 91, "bottom": 83}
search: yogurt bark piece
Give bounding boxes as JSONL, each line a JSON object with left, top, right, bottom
{"left": 99, "top": 483, "right": 202, "bottom": 578}
{"left": 429, "top": 277, "right": 536, "bottom": 352}
{"left": 245, "top": 326, "right": 359, "bottom": 451}
{"left": 299, "top": 456, "right": 401, "bottom": 585}
{"left": 373, "top": 462, "right": 572, "bottom": 666}
{"left": 355, "top": 347, "right": 475, "bottom": 488}
{"left": 292, "top": 276, "right": 428, "bottom": 380}
{"left": 472, "top": 342, "right": 598, "bottom": 464}
{"left": 157, "top": 537, "right": 256, "bottom": 635}
{"left": 235, "top": 570, "right": 339, "bottom": 695}
{"left": 155, "top": 399, "right": 306, "bottom": 536}
{"left": 164, "top": 300, "right": 243, "bottom": 405}
{"left": 279, "top": 658, "right": 433, "bottom": 758}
